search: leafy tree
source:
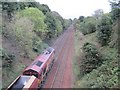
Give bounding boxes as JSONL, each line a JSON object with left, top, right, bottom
{"left": 52, "top": 11, "right": 64, "bottom": 30}
{"left": 79, "top": 16, "right": 96, "bottom": 35}
{"left": 45, "top": 12, "right": 56, "bottom": 39}
{"left": 97, "top": 14, "right": 112, "bottom": 46}
{"left": 63, "top": 19, "right": 72, "bottom": 30}
{"left": 17, "top": 7, "right": 47, "bottom": 39}
{"left": 78, "top": 16, "right": 85, "bottom": 22}
{"left": 2, "top": 1, "right": 18, "bottom": 20}
{"left": 38, "top": 4, "right": 51, "bottom": 15}
{"left": 109, "top": 0, "right": 120, "bottom": 21}
{"left": 55, "top": 19, "right": 63, "bottom": 36}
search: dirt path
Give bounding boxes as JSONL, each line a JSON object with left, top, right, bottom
{"left": 43, "top": 25, "right": 75, "bottom": 88}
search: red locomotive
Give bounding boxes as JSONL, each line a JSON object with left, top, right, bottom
{"left": 7, "top": 47, "right": 55, "bottom": 90}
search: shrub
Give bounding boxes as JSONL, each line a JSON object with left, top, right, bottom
{"left": 1, "top": 48, "right": 15, "bottom": 67}
{"left": 80, "top": 42, "right": 103, "bottom": 75}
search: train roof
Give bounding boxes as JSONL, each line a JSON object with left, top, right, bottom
{"left": 24, "top": 47, "right": 55, "bottom": 74}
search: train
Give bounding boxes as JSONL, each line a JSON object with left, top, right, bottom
{"left": 7, "top": 47, "right": 55, "bottom": 90}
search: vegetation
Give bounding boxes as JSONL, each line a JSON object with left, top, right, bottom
{"left": 80, "top": 42, "right": 103, "bottom": 76}
{"left": 2, "top": 1, "right": 71, "bottom": 88}
{"left": 74, "top": 0, "right": 119, "bottom": 88}
{"left": 97, "top": 14, "right": 112, "bottom": 46}
{"left": 76, "top": 16, "right": 96, "bottom": 35}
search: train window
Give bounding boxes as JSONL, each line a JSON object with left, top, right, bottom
{"left": 36, "top": 61, "right": 43, "bottom": 67}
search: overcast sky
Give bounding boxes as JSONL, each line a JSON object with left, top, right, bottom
{"left": 36, "top": 0, "right": 111, "bottom": 19}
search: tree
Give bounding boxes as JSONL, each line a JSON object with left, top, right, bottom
{"left": 97, "top": 14, "right": 112, "bottom": 46}
{"left": 17, "top": 7, "right": 47, "bottom": 39}
{"left": 79, "top": 16, "right": 96, "bottom": 35}
{"left": 2, "top": 1, "right": 18, "bottom": 20}
{"left": 110, "top": 1, "right": 120, "bottom": 21}
{"left": 78, "top": 16, "right": 85, "bottom": 22}
{"left": 45, "top": 12, "right": 57, "bottom": 39}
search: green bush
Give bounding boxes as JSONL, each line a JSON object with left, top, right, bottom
{"left": 80, "top": 42, "right": 103, "bottom": 75}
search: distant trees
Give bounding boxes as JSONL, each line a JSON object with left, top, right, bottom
{"left": 78, "top": 16, "right": 96, "bottom": 35}
{"left": 78, "top": 16, "right": 85, "bottom": 22}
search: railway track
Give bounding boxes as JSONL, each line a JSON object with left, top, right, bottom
{"left": 50, "top": 30, "right": 71, "bottom": 88}
{"left": 43, "top": 29, "right": 70, "bottom": 88}
{"left": 43, "top": 26, "right": 74, "bottom": 88}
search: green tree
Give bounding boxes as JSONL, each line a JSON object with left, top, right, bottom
{"left": 109, "top": 0, "right": 120, "bottom": 21}
{"left": 18, "top": 7, "right": 47, "bottom": 39}
{"left": 55, "top": 19, "right": 63, "bottom": 36}
{"left": 78, "top": 16, "right": 85, "bottom": 22}
{"left": 79, "top": 16, "right": 96, "bottom": 35}
{"left": 45, "top": 12, "right": 56, "bottom": 39}
{"left": 2, "top": 1, "right": 18, "bottom": 20}
{"left": 97, "top": 14, "right": 112, "bottom": 46}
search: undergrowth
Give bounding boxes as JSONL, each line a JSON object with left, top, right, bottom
{"left": 73, "top": 30, "right": 118, "bottom": 88}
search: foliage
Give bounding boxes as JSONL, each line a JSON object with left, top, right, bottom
{"left": 38, "top": 4, "right": 51, "bottom": 15}
{"left": 12, "top": 17, "right": 37, "bottom": 58}
{"left": 45, "top": 12, "right": 57, "bottom": 39}
{"left": 63, "top": 19, "right": 72, "bottom": 30}
{"left": 18, "top": 0, "right": 40, "bottom": 10}
{"left": 110, "top": 1, "right": 120, "bottom": 21}
{"left": 79, "top": 16, "right": 96, "bottom": 35}
{"left": 18, "top": 7, "right": 47, "bottom": 39}
{"left": 77, "top": 48, "right": 118, "bottom": 88}
{"left": 97, "top": 14, "right": 112, "bottom": 46}
{"left": 0, "top": 48, "right": 15, "bottom": 67}
{"left": 2, "top": 1, "right": 18, "bottom": 19}
{"left": 78, "top": 16, "right": 85, "bottom": 22}
{"left": 52, "top": 11, "right": 64, "bottom": 30}
{"left": 80, "top": 42, "right": 103, "bottom": 75}
{"left": 55, "top": 18, "right": 63, "bottom": 36}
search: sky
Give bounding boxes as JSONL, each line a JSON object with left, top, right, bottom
{"left": 36, "top": 0, "right": 111, "bottom": 19}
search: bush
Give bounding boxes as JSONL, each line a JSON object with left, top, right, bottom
{"left": 0, "top": 48, "right": 15, "bottom": 67}
{"left": 80, "top": 42, "right": 103, "bottom": 75}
